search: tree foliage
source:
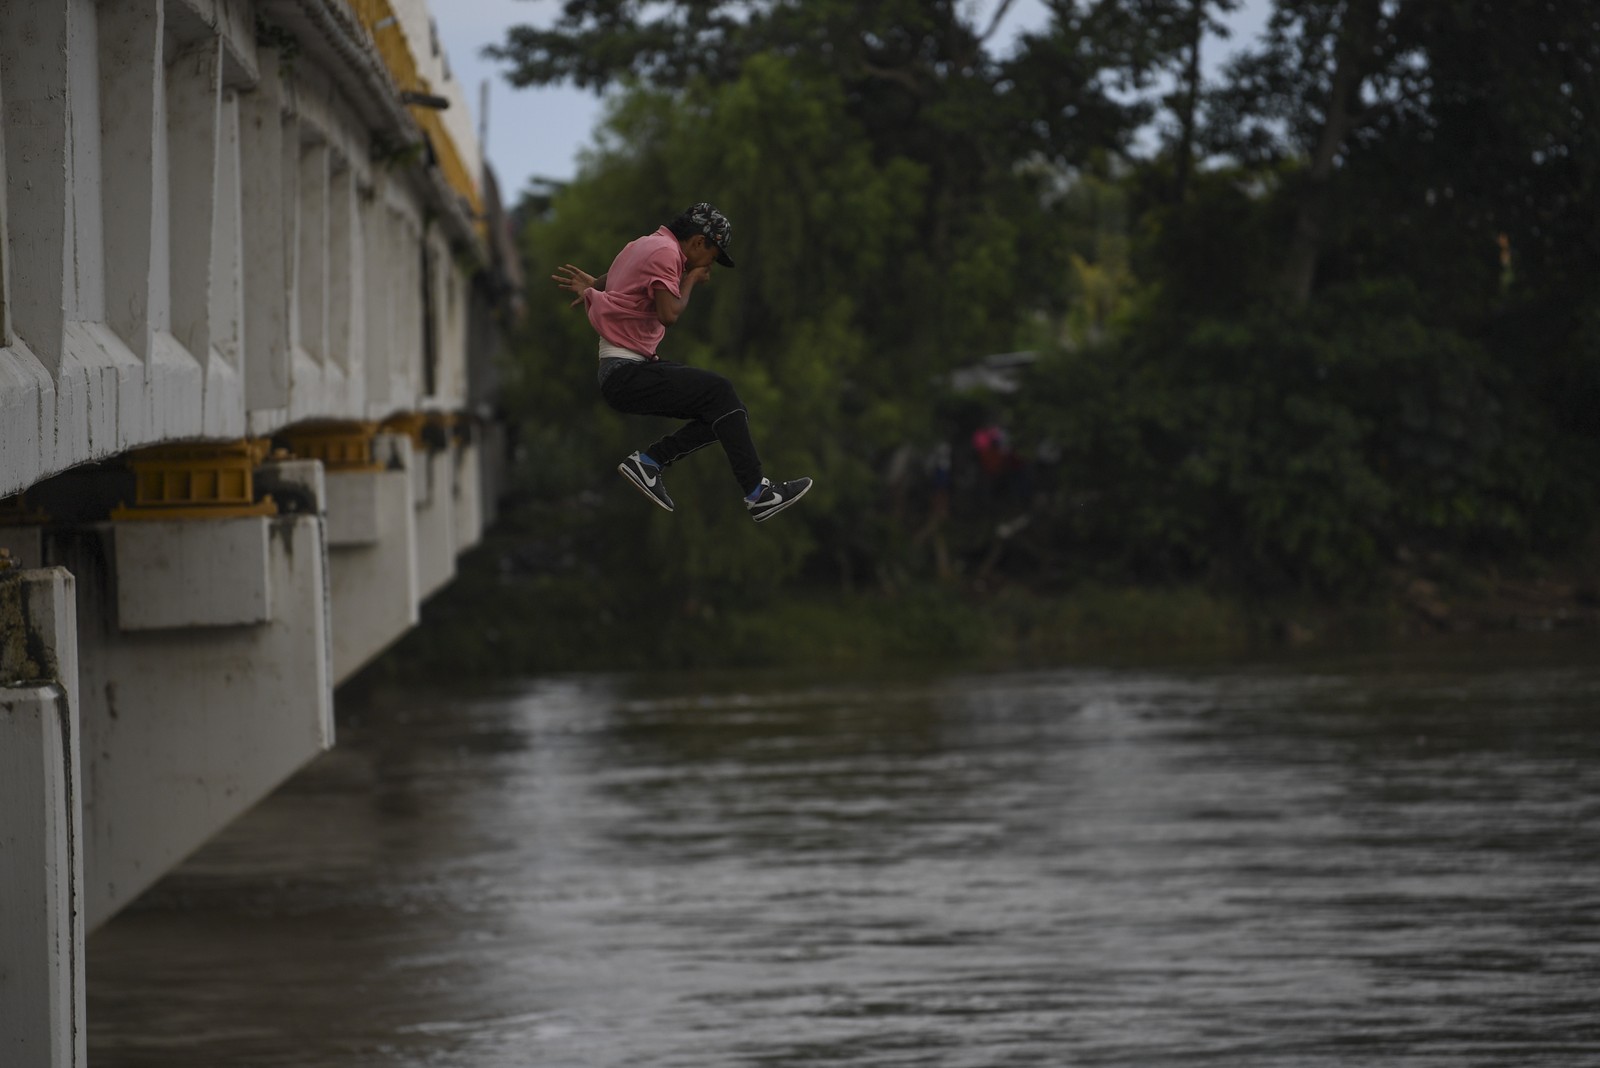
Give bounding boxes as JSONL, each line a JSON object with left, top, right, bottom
{"left": 494, "top": 0, "right": 1600, "bottom": 609}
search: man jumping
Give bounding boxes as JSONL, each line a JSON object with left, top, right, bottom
{"left": 553, "top": 203, "right": 812, "bottom": 524}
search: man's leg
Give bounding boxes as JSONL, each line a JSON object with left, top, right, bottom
{"left": 603, "top": 362, "right": 764, "bottom": 493}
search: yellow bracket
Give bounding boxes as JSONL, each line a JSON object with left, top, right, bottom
{"left": 111, "top": 440, "right": 279, "bottom": 521}
{"left": 279, "top": 420, "right": 383, "bottom": 472}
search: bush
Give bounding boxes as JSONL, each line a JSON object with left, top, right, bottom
{"left": 1018, "top": 278, "right": 1564, "bottom": 593}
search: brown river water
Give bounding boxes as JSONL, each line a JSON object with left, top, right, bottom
{"left": 87, "top": 637, "right": 1600, "bottom": 1066}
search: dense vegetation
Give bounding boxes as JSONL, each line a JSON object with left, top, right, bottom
{"left": 443, "top": 0, "right": 1600, "bottom": 667}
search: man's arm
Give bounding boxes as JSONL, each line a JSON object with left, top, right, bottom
{"left": 653, "top": 265, "right": 712, "bottom": 325}
{"left": 553, "top": 264, "right": 606, "bottom": 308}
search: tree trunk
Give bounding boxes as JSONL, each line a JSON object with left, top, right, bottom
{"left": 1282, "top": 0, "right": 1382, "bottom": 306}
{"left": 1170, "top": 0, "right": 1205, "bottom": 205}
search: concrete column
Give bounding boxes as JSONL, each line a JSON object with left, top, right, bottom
{"left": 166, "top": 38, "right": 246, "bottom": 438}
{"left": 100, "top": 0, "right": 208, "bottom": 443}
{"left": 360, "top": 189, "right": 391, "bottom": 413}
{"left": 328, "top": 433, "right": 420, "bottom": 682}
{"left": 423, "top": 230, "right": 446, "bottom": 400}
{"left": 296, "top": 140, "right": 329, "bottom": 364}
{"left": 166, "top": 38, "right": 222, "bottom": 363}
{"left": 442, "top": 266, "right": 466, "bottom": 406}
{"left": 0, "top": 0, "right": 137, "bottom": 490}
{"left": 396, "top": 218, "right": 421, "bottom": 402}
{"left": 414, "top": 442, "right": 457, "bottom": 599}
{"left": 328, "top": 161, "right": 359, "bottom": 377}
{"left": 209, "top": 93, "right": 244, "bottom": 374}
{"left": 239, "top": 50, "right": 292, "bottom": 416}
{"left": 453, "top": 436, "right": 484, "bottom": 554}
{"left": 288, "top": 136, "right": 332, "bottom": 421}
{"left": 98, "top": 0, "right": 168, "bottom": 362}
{"left": 0, "top": 32, "right": 42, "bottom": 499}
{"left": 0, "top": 3, "right": 74, "bottom": 374}
{"left": 0, "top": 566, "right": 85, "bottom": 1068}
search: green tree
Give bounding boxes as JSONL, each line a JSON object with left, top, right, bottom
{"left": 509, "top": 55, "right": 940, "bottom": 606}
{"left": 492, "top": 0, "right": 1600, "bottom": 615}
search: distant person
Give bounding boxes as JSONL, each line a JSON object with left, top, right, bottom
{"left": 552, "top": 203, "right": 812, "bottom": 524}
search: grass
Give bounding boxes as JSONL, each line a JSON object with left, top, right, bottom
{"left": 356, "top": 498, "right": 1594, "bottom": 687}
{"left": 366, "top": 536, "right": 1292, "bottom": 683}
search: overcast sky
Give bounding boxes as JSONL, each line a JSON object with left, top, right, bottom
{"left": 433, "top": 0, "right": 1274, "bottom": 203}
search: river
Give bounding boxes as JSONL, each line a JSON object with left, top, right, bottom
{"left": 87, "top": 637, "right": 1600, "bottom": 1066}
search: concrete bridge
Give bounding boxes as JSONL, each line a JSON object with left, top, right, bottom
{"left": 0, "top": 2, "right": 522, "bottom": 1063}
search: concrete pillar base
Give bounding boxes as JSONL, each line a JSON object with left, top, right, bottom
{"left": 0, "top": 567, "right": 85, "bottom": 1068}
{"left": 328, "top": 434, "right": 420, "bottom": 683}
{"left": 47, "top": 511, "right": 333, "bottom": 929}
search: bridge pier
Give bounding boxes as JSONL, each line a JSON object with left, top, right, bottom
{"left": 47, "top": 476, "right": 334, "bottom": 927}
{"left": 2, "top": 417, "right": 488, "bottom": 951}
{"left": 454, "top": 430, "right": 487, "bottom": 556}
{"left": 383, "top": 415, "right": 462, "bottom": 601}
{"left": 414, "top": 442, "right": 460, "bottom": 600}
{"left": 324, "top": 432, "right": 422, "bottom": 682}
{"left": 0, "top": 566, "right": 86, "bottom": 1068}
{"left": 2, "top": 0, "right": 518, "bottom": 1057}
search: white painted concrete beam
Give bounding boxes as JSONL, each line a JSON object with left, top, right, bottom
{"left": 114, "top": 518, "right": 273, "bottom": 629}
{"left": 0, "top": 2, "right": 75, "bottom": 378}
{"left": 3, "top": 1, "right": 492, "bottom": 499}
{"left": 166, "top": 36, "right": 248, "bottom": 438}
{"left": 414, "top": 444, "right": 457, "bottom": 599}
{"left": 453, "top": 438, "right": 485, "bottom": 554}
{"left": 328, "top": 161, "right": 360, "bottom": 382}
{"left": 98, "top": 0, "right": 169, "bottom": 363}
{"left": 329, "top": 434, "right": 421, "bottom": 682}
{"left": 296, "top": 138, "right": 330, "bottom": 364}
{"left": 359, "top": 187, "right": 392, "bottom": 413}
{"left": 239, "top": 48, "right": 294, "bottom": 422}
{"left": 167, "top": 0, "right": 259, "bottom": 90}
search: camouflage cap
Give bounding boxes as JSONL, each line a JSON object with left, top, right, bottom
{"left": 683, "top": 202, "right": 735, "bottom": 267}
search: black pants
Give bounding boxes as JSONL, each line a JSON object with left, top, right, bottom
{"left": 600, "top": 359, "right": 763, "bottom": 494}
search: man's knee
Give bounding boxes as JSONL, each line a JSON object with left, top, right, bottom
{"left": 706, "top": 376, "right": 743, "bottom": 416}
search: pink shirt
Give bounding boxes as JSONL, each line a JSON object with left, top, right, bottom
{"left": 583, "top": 226, "right": 684, "bottom": 359}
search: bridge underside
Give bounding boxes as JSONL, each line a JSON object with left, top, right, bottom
{"left": 0, "top": 2, "right": 521, "bottom": 1064}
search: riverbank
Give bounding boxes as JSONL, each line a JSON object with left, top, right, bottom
{"left": 364, "top": 518, "right": 1599, "bottom": 683}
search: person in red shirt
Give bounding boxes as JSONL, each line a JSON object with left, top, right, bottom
{"left": 553, "top": 203, "right": 812, "bottom": 524}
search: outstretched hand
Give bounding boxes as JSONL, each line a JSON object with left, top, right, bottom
{"left": 552, "top": 263, "right": 597, "bottom": 307}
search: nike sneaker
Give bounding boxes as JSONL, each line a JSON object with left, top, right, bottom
{"left": 745, "top": 476, "right": 812, "bottom": 523}
{"left": 618, "top": 452, "right": 674, "bottom": 512}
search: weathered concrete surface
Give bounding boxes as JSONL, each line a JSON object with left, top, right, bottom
{"left": 114, "top": 518, "right": 273, "bottom": 630}
{"left": 328, "top": 433, "right": 420, "bottom": 683}
{"left": 51, "top": 518, "right": 333, "bottom": 929}
{"left": 1, "top": 1, "right": 483, "bottom": 498}
{"left": 0, "top": 568, "right": 85, "bottom": 1068}
{"left": 414, "top": 444, "right": 458, "bottom": 600}
{"left": 1, "top": 0, "right": 510, "bottom": 1058}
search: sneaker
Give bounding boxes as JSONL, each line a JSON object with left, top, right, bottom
{"left": 745, "top": 476, "right": 812, "bottom": 523}
{"left": 618, "top": 452, "right": 674, "bottom": 512}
